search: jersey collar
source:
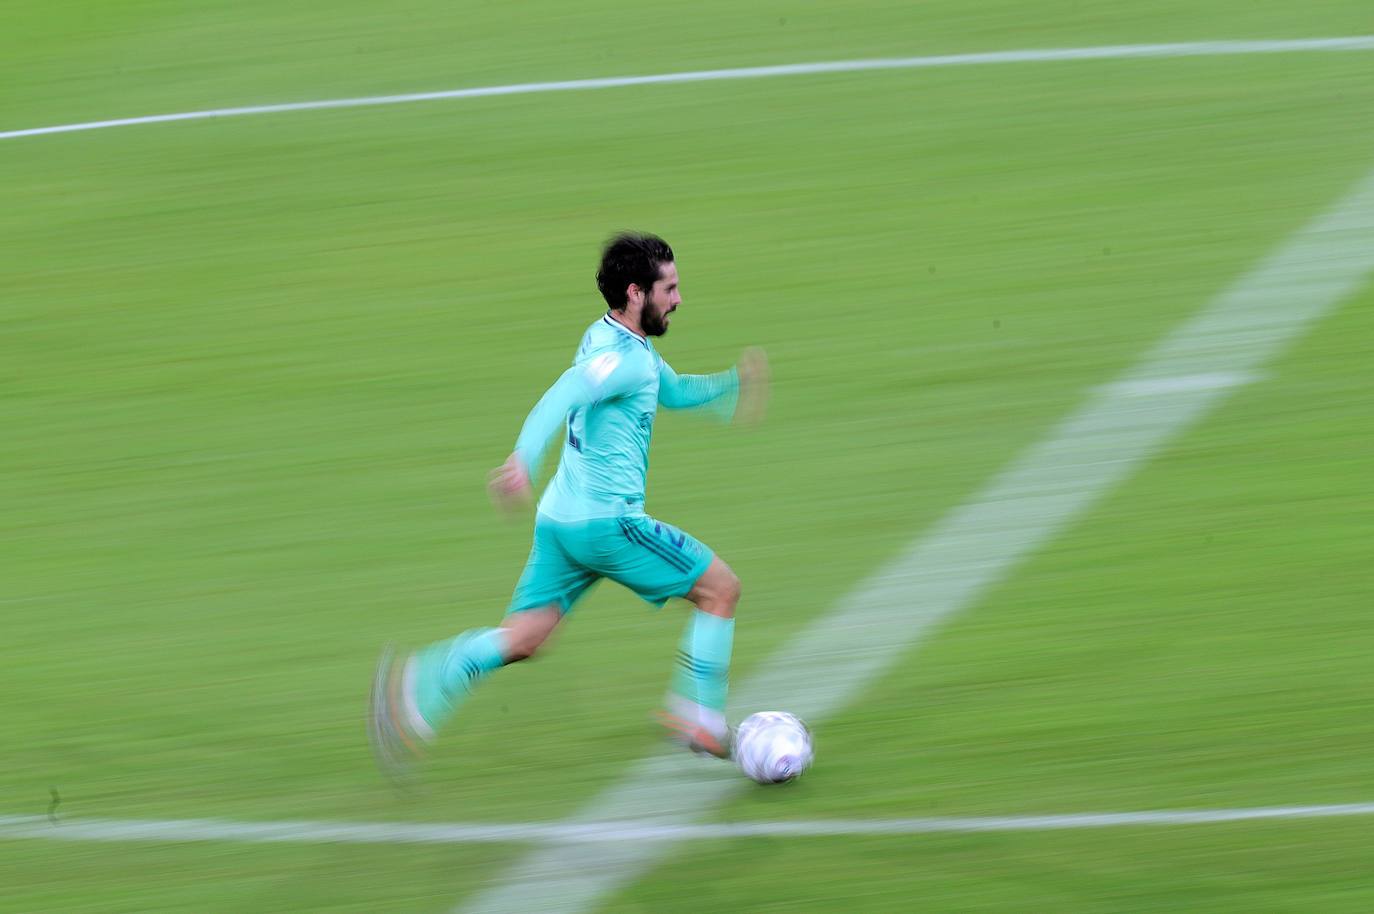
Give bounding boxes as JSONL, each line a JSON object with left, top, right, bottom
{"left": 602, "top": 313, "right": 650, "bottom": 349}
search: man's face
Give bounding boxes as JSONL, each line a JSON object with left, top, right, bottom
{"left": 638, "top": 261, "right": 681, "bottom": 337}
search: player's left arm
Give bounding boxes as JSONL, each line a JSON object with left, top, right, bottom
{"left": 490, "top": 349, "right": 640, "bottom": 511}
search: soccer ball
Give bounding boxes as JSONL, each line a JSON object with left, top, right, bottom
{"left": 733, "top": 711, "right": 814, "bottom": 784}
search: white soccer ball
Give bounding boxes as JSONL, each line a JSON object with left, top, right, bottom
{"left": 734, "top": 711, "right": 814, "bottom": 784}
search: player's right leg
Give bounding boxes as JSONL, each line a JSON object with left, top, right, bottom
{"left": 375, "top": 607, "right": 558, "bottom": 745}
{"left": 369, "top": 517, "right": 595, "bottom": 781}
{"left": 371, "top": 618, "right": 546, "bottom": 785}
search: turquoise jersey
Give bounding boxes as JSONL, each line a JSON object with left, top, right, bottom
{"left": 514, "top": 314, "right": 738, "bottom": 522}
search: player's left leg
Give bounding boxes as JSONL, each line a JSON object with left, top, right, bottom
{"left": 661, "top": 556, "right": 740, "bottom": 759}
{"left": 590, "top": 514, "right": 740, "bottom": 759}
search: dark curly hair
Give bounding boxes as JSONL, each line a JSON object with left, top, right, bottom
{"left": 596, "top": 232, "right": 675, "bottom": 310}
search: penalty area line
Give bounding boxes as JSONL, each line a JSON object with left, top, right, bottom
{"left": 2, "top": 37, "right": 1374, "bottom": 140}
{"left": 5, "top": 803, "right": 1374, "bottom": 845}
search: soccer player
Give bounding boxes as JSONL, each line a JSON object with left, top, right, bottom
{"left": 369, "top": 232, "right": 769, "bottom": 780}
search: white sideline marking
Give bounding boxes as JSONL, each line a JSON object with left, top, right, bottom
{"left": 458, "top": 167, "right": 1374, "bottom": 914}
{"left": 3, "top": 37, "right": 1373, "bottom": 141}
{"left": 5, "top": 804, "right": 1374, "bottom": 845}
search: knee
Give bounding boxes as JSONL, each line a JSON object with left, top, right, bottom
{"left": 707, "top": 569, "right": 742, "bottom": 618}
{"left": 723, "top": 570, "right": 742, "bottom": 609}
{"left": 501, "top": 608, "right": 559, "bottom": 662}
{"left": 503, "top": 625, "right": 550, "bottom": 662}
{"left": 503, "top": 636, "right": 540, "bottom": 663}
{"left": 690, "top": 559, "right": 742, "bottom": 618}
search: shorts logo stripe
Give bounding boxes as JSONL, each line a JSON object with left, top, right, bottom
{"left": 618, "top": 519, "right": 694, "bottom": 573}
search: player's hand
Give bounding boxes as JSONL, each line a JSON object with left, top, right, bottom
{"left": 735, "top": 346, "right": 770, "bottom": 427}
{"left": 488, "top": 452, "right": 533, "bottom": 514}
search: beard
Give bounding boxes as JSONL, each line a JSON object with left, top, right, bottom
{"left": 641, "top": 302, "right": 672, "bottom": 337}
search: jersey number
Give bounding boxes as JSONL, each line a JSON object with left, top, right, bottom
{"left": 567, "top": 408, "right": 583, "bottom": 451}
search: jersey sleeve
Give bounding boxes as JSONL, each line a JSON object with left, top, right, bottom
{"left": 656, "top": 357, "right": 739, "bottom": 421}
{"left": 514, "top": 348, "right": 641, "bottom": 482}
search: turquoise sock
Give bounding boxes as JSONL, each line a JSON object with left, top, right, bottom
{"left": 413, "top": 628, "right": 507, "bottom": 733}
{"left": 671, "top": 611, "right": 735, "bottom": 713}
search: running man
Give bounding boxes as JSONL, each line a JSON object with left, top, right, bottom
{"left": 370, "top": 232, "right": 768, "bottom": 780}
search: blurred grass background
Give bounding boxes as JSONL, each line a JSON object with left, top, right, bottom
{"left": 4, "top": 1, "right": 1374, "bottom": 911}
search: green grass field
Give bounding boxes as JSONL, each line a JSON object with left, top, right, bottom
{"left": 4, "top": 2, "right": 1374, "bottom": 911}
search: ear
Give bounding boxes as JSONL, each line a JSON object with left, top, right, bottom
{"left": 625, "top": 283, "right": 644, "bottom": 307}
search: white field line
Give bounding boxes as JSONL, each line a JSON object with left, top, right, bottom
{"left": 5, "top": 804, "right": 1374, "bottom": 845}
{"left": 3, "top": 37, "right": 1373, "bottom": 141}
{"left": 457, "top": 167, "right": 1374, "bottom": 914}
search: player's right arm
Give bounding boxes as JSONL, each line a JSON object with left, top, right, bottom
{"left": 733, "top": 347, "right": 770, "bottom": 427}
{"left": 656, "top": 347, "right": 769, "bottom": 426}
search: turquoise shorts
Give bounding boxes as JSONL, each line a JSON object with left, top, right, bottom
{"left": 507, "top": 513, "right": 714, "bottom": 614}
